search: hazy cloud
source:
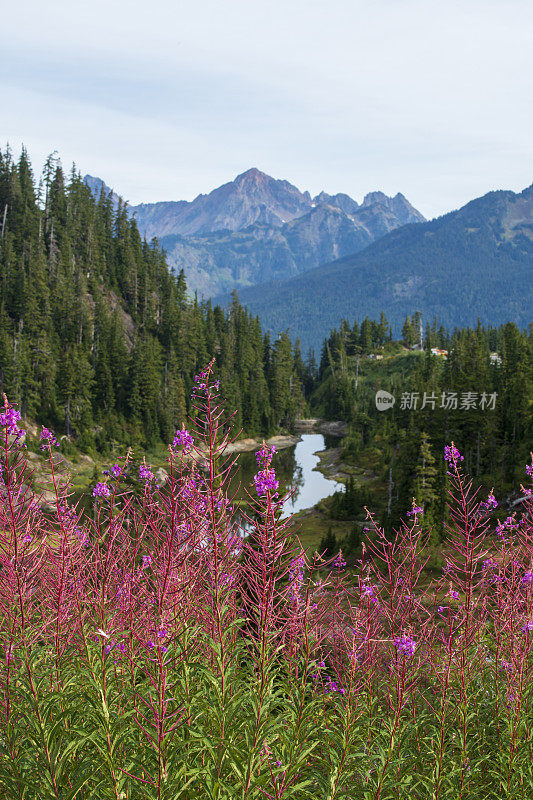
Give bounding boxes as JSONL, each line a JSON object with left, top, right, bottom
{"left": 2, "top": 0, "right": 532, "bottom": 217}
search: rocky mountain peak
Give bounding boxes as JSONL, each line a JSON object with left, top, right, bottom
{"left": 234, "top": 167, "right": 268, "bottom": 185}
{"left": 362, "top": 191, "right": 389, "bottom": 207}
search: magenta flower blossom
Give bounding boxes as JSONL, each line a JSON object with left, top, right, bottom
{"left": 482, "top": 492, "right": 498, "bottom": 510}
{"left": 255, "top": 444, "right": 275, "bottom": 464}
{"left": 172, "top": 427, "right": 194, "bottom": 451}
{"left": 407, "top": 504, "right": 423, "bottom": 516}
{"left": 444, "top": 444, "right": 464, "bottom": 463}
{"left": 324, "top": 676, "right": 340, "bottom": 693}
{"left": 142, "top": 555, "right": 152, "bottom": 568}
{"left": 254, "top": 467, "right": 279, "bottom": 496}
{"left": 40, "top": 426, "right": 59, "bottom": 451}
{"left": 0, "top": 404, "right": 25, "bottom": 438}
{"left": 139, "top": 464, "right": 154, "bottom": 485}
{"left": 332, "top": 552, "right": 347, "bottom": 570}
{"left": 93, "top": 482, "right": 111, "bottom": 499}
{"left": 526, "top": 463, "right": 533, "bottom": 478}
{"left": 110, "top": 463, "right": 122, "bottom": 479}
{"left": 522, "top": 570, "right": 533, "bottom": 585}
{"left": 394, "top": 635, "right": 416, "bottom": 657}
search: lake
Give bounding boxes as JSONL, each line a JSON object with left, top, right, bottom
{"left": 230, "top": 433, "right": 343, "bottom": 515}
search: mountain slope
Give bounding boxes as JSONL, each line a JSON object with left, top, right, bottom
{"left": 129, "top": 168, "right": 313, "bottom": 238}
{"left": 220, "top": 185, "right": 533, "bottom": 351}
{"left": 85, "top": 169, "right": 425, "bottom": 297}
{"left": 158, "top": 202, "right": 397, "bottom": 295}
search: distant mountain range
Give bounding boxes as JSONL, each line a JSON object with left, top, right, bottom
{"left": 84, "top": 168, "right": 425, "bottom": 296}
{"left": 219, "top": 184, "right": 533, "bottom": 351}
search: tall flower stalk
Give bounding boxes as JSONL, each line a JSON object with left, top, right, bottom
{"left": 0, "top": 390, "right": 532, "bottom": 798}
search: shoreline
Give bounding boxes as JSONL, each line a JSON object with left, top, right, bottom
{"left": 294, "top": 418, "right": 348, "bottom": 437}
{"left": 220, "top": 433, "right": 301, "bottom": 455}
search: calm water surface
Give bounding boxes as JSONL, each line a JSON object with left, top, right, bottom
{"left": 232, "top": 433, "right": 343, "bottom": 514}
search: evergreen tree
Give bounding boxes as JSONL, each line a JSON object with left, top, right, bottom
{"left": 319, "top": 527, "right": 337, "bottom": 559}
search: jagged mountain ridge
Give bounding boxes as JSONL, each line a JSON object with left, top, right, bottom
{"left": 84, "top": 168, "right": 425, "bottom": 296}
{"left": 217, "top": 183, "right": 533, "bottom": 351}
{"left": 126, "top": 167, "right": 424, "bottom": 239}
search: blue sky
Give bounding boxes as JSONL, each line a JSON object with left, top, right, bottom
{"left": 3, "top": 0, "right": 532, "bottom": 218}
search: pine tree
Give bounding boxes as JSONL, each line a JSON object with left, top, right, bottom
{"left": 319, "top": 527, "right": 337, "bottom": 559}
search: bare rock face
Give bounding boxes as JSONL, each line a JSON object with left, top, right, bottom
{"left": 129, "top": 168, "right": 314, "bottom": 239}
{"left": 155, "top": 467, "right": 169, "bottom": 486}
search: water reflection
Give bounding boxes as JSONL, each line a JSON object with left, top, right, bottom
{"left": 230, "top": 433, "right": 342, "bottom": 515}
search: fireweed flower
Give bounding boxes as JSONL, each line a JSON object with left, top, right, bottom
{"left": 482, "top": 491, "right": 498, "bottom": 510}
{"left": 394, "top": 635, "right": 417, "bottom": 657}
{"left": 193, "top": 372, "right": 208, "bottom": 392}
{"left": 254, "top": 442, "right": 279, "bottom": 496}
{"left": 93, "top": 482, "right": 111, "bottom": 499}
{"left": 0, "top": 404, "right": 25, "bottom": 438}
{"left": 255, "top": 444, "right": 276, "bottom": 464}
{"left": 254, "top": 468, "right": 279, "bottom": 496}
{"left": 142, "top": 555, "right": 152, "bottom": 568}
{"left": 449, "top": 589, "right": 460, "bottom": 601}
{"left": 139, "top": 464, "right": 154, "bottom": 485}
{"left": 332, "top": 552, "right": 347, "bottom": 570}
{"left": 110, "top": 463, "right": 122, "bottom": 479}
{"left": 172, "top": 427, "right": 194, "bottom": 452}
{"left": 324, "top": 676, "right": 340, "bottom": 693}
{"left": 526, "top": 463, "right": 533, "bottom": 478}
{"left": 522, "top": 570, "right": 533, "bottom": 585}
{"left": 40, "top": 426, "right": 59, "bottom": 450}
{"left": 407, "top": 502, "right": 423, "bottom": 516}
{"left": 444, "top": 444, "right": 464, "bottom": 463}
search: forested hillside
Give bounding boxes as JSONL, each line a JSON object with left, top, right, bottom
{"left": 0, "top": 148, "right": 307, "bottom": 452}
{"left": 227, "top": 184, "right": 533, "bottom": 351}
{"left": 312, "top": 313, "right": 533, "bottom": 532}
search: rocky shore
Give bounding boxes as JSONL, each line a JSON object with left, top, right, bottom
{"left": 220, "top": 433, "right": 301, "bottom": 455}
{"left": 294, "top": 418, "right": 348, "bottom": 437}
